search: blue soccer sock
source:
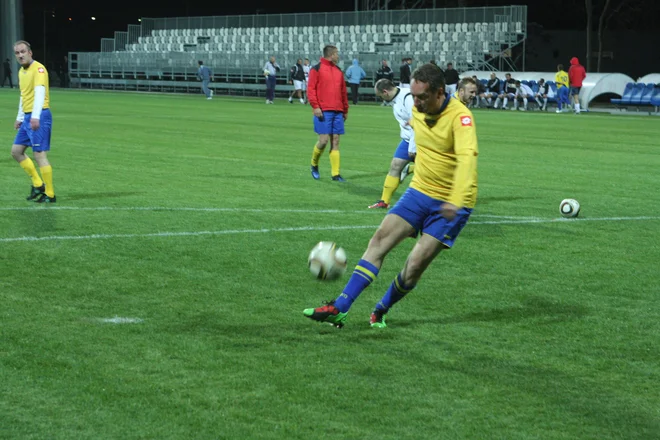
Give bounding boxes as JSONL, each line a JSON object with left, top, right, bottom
{"left": 334, "top": 259, "right": 380, "bottom": 313}
{"left": 375, "top": 272, "right": 416, "bottom": 313}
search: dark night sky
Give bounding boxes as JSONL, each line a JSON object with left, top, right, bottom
{"left": 21, "top": 0, "right": 658, "bottom": 59}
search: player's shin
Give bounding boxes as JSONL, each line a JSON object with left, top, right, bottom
{"left": 311, "top": 143, "right": 325, "bottom": 166}
{"left": 375, "top": 272, "right": 415, "bottom": 313}
{"left": 381, "top": 174, "right": 400, "bottom": 205}
{"left": 329, "top": 150, "right": 340, "bottom": 176}
{"left": 19, "top": 158, "right": 44, "bottom": 187}
{"left": 40, "top": 165, "right": 54, "bottom": 197}
{"left": 334, "top": 259, "right": 380, "bottom": 313}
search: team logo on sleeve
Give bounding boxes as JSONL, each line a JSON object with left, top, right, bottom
{"left": 460, "top": 115, "right": 472, "bottom": 126}
{"left": 38, "top": 67, "right": 45, "bottom": 73}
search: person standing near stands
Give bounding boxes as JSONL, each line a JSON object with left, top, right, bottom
{"left": 288, "top": 58, "right": 306, "bottom": 104}
{"left": 376, "top": 60, "right": 394, "bottom": 106}
{"left": 308, "top": 45, "right": 349, "bottom": 182}
{"left": 399, "top": 57, "right": 412, "bottom": 88}
{"left": 302, "top": 58, "right": 311, "bottom": 103}
{"left": 555, "top": 64, "right": 570, "bottom": 113}
{"left": 345, "top": 58, "right": 366, "bottom": 105}
{"left": 568, "top": 57, "right": 586, "bottom": 114}
{"left": 263, "top": 56, "right": 280, "bottom": 104}
{"left": 444, "top": 62, "right": 459, "bottom": 95}
{"left": 197, "top": 60, "right": 212, "bottom": 100}
{"left": 2, "top": 58, "right": 13, "bottom": 88}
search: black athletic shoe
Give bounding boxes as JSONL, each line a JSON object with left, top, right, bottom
{"left": 34, "top": 194, "right": 56, "bottom": 203}
{"left": 27, "top": 184, "right": 46, "bottom": 201}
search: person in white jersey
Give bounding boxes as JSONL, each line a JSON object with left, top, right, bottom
{"left": 302, "top": 58, "right": 311, "bottom": 104}
{"left": 368, "top": 78, "right": 417, "bottom": 209}
{"left": 513, "top": 80, "right": 535, "bottom": 111}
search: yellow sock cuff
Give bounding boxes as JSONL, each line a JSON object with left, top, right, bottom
{"left": 329, "top": 150, "right": 340, "bottom": 176}
{"left": 381, "top": 175, "right": 401, "bottom": 204}
{"left": 19, "top": 158, "right": 44, "bottom": 187}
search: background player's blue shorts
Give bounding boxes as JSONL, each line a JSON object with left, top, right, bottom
{"left": 313, "top": 111, "right": 345, "bottom": 135}
{"left": 389, "top": 187, "right": 472, "bottom": 248}
{"left": 14, "top": 109, "right": 53, "bottom": 152}
{"left": 393, "top": 139, "right": 413, "bottom": 160}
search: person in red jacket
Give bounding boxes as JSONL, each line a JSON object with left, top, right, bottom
{"left": 308, "top": 45, "right": 349, "bottom": 182}
{"left": 568, "top": 57, "right": 586, "bottom": 114}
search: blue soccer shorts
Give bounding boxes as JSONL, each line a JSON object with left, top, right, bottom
{"left": 388, "top": 187, "right": 473, "bottom": 248}
{"left": 313, "top": 111, "right": 345, "bottom": 135}
{"left": 570, "top": 86, "right": 581, "bottom": 96}
{"left": 393, "top": 139, "right": 413, "bottom": 160}
{"left": 14, "top": 109, "right": 53, "bottom": 152}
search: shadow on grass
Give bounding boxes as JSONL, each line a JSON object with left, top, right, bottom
{"left": 394, "top": 296, "right": 589, "bottom": 328}
{"left": 64, "top": 191, "right": 144, "bottom": 201}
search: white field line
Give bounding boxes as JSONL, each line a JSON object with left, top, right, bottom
{"left": 0, "top": 206, "right": 534, "bottom": 219}
{"left": 0, "top": 216, "right": 658, "bottom": 243}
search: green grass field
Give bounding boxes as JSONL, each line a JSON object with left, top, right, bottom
{"left": 1, "top": 88, "right": 659, "bottom": 439}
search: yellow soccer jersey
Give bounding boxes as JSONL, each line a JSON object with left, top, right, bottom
{"left": 555, "top": 70, "right": 569, "bottom": 89}
{"left": 409, "top": 97, "right": 478, "bottom": 208}
{"left": 19, "top": 61, "right": 50, "bottom": 113}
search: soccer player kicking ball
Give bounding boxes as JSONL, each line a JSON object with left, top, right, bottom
{"left": 368, "top": 78, "right": 416, "bottom": 209}
{"left": 304, "top": 64, "right": 479, "bottom": 329}
{"left": 11, "top": 40, "right": 56, "bottom": 203}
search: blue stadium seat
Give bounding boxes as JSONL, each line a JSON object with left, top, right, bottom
{"left": 622, "top": 83, "right": 644, "bottom": 105}
{"left": 638, "top": 83, "right": 655, "bottom": 106}
{"left": 611, "top": 82, "right": 634, "bottom": 105}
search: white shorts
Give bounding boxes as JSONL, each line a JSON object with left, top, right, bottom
{"left": 302, "top": 80, "right": 307, "bottom": 91}
{"left": 445, "top": 84, "right": 457, "bottom": 95}
{"left": 293, "top": 80, "right": 304, "bottom": 90}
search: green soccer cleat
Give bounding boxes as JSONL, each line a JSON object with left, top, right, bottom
{"left": 303, "top": 300, "right": 348, "bottom": 328}
{"left": 370, "top": 309, "right": 387, "bottom": 328}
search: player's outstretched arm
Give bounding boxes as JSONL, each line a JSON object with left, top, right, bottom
{"left": 447, "top": 112, "right": 478, "bottom": 210}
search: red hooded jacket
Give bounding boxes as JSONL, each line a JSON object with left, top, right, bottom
{"left": 307, "top": 57, "right": 349, "bottom": 115}
{"left": 568, "top": 57, "right": 586, "bottom": 87}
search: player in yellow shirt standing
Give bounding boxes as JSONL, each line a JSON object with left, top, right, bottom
{"left": 555, "top": 64, "right": 570, "bottom": 113}
{"left": 304, "top": 63, "right": 478, "bottom": 328}
{"left": 11, "top": 40, "right": 55, "bottom": 203}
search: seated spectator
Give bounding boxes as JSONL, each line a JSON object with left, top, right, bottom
{"left": 495, "top": 73, "right": 516, "bottom": 109}
{"left": 535, "top": 78, "right": 550, "bottom": 111}
{"left": 513, "top": 80, "right": 534, "bottom": 111}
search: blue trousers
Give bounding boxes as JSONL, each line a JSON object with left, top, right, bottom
{"left": 201, "top": 79, "right": 211, "bottom": 98}
{"left": 266, "top": 76, "right": 276, "bottom": 100}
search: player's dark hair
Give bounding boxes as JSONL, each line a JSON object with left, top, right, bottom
{"left": 557, "top": 64, "right": 564, "bottom": 71}
{"left": 323, "top": 45, "right": 337, "bottom": 58}
{"left": 375, "top": 78, "right": 396, "bottom": 93}
{"left": 198, "top": 60, "right": 203, "bottom": 65}
{"left": 13, "top": 40, "right": 31, "bottom": 50}
{"left": 458, "top": 77, "right": 477, "bottom": 90}
{"left": 411, "top": 63, "right": 445, "bottom": 93}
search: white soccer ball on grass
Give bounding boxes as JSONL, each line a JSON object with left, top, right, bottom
{"left": 308, "top": 241, "right": 347, "bottom": 281}
{"left": 559, "top": 199, "right": 581, "bottom": 218}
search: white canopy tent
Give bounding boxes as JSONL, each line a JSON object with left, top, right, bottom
{"left": 460, "top": 71, "right": 635, "bottom": 110}
{"left": 638, "top": 73, "right": 660, "bottom": 84}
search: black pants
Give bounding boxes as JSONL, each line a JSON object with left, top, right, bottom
{"left": 350, "top": 83, "right": 359, "bottom": 104}
{"left": 1, "top": 72, "right": 12, "bottom": 88}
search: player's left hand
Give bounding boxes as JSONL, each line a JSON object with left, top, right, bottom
{"left": 439, "top": 202, "right": 458, "bottom": 220}
{"left": 343, "top": 113, "right": 348, "bottom": 121}
{"left": 30, "top": 118, "right": 40, "bottom": 131}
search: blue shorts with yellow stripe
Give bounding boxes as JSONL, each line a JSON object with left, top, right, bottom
{"left": 389, "top": 187, "right": 472, "bottom": 248}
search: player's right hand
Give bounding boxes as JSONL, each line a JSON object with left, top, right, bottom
{"left": 313, "top": 108, "right": 323, "bottom": 118}
{"left": 14, "top": 120, "right": 21, "bottom": 130}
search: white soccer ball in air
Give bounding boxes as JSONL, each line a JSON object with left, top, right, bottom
{"left": 559, "top": 199, "right": 581, "bottom": 218}
{"left": 308, "top": 241, "right": 347, "bottom": 281}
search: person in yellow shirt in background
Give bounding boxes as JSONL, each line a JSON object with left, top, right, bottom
{"left": 555, "top": 63, "right": 570, "bottom": 114}
{"left": 11, "top": 40, "right": 56, "bottom": 203}
{"left": 303, "top": 63, "right": 479, "bottom": 329}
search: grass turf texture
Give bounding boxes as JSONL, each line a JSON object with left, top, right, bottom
{"left": 1, "top": 89, "right": 659, "bottom": 439}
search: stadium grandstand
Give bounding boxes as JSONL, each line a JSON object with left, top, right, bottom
{"left": 68, "top": 5, "right": 527, "bottom": 95}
